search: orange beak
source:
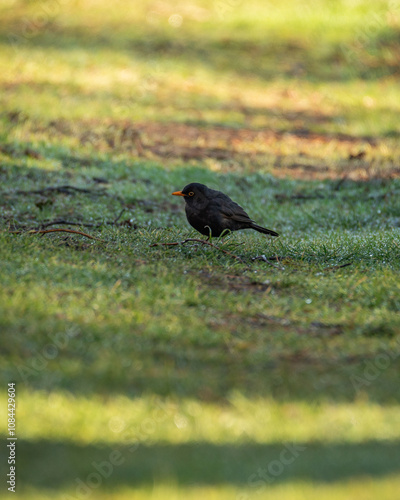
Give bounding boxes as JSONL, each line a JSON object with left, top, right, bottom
{"left": 172, "top": 190, "right": 186, "bottom": 197}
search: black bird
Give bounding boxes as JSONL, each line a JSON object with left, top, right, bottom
{"left": 172, "top": 182, "right": 279, "bottom": 238}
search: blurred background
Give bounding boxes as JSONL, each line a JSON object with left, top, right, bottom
{"left": 1, "top": 0, "right": 399, "bottom": 158}
{"left": 0, "top": 1, "right": 400, "bottom": 499}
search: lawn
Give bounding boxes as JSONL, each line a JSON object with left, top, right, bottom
{"left": 0, "top": 0, "right": 400, "bottom": 498}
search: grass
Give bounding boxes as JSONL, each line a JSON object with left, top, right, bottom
{"left": 0, "top": 0, "right": 400, "bottom": 498}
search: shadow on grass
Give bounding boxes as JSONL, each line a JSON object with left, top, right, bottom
{"left": 3, "top": 438, "right": 400, "bottom": 490}
{"left": 1, "top": 25, "right": 400, "bottom": 82}
{"left": 3, "top": 345, "right": 400, "bottom": 404}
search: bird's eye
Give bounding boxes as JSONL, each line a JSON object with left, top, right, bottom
{"left": 188, "top": 191, "right": 195, "bottom": 196}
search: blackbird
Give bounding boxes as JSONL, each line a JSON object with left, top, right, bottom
{"left": 172, "top": 182, "right": 279, "bottom": 238}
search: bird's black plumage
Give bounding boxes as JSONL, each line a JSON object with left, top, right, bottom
{"left": 172, "top": 182, "right": 279, "bottom": 238}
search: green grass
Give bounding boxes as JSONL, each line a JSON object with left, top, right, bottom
{"left": 0, "top": 0, "right": 400, "bottom": 498}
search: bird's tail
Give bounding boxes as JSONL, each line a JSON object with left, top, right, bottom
{"left": 251, "top": 223, "right": 279, "bottom": 237}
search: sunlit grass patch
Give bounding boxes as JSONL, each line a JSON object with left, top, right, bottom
{"left": 1, "top": 390, "right": 400, "bottom": 445}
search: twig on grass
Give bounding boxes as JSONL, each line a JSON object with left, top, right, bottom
{"left": 113, "top": 208, "right": 126, "bottom": 224}
{"left": 34, "top": 210, "right": 128, "bottom": 230}
{"left": 9, "top": 185, "right": 101, "bottom": 196}
{"left": 40, "top": 219, "right": 98, "bottom": 229}
{"left": 35, "top": 228, "right": 103, "bottom": 240}
{"left": 3, "top": 184, "right": 124, "bottom": 203}
{"left": 150, "top": 238, "right": 247, "bottom": 265}
{"left": 10, "top": 227, "right": 105, "bottom": 242}
{"left": 324, "top": 261, "right": 353, "bottom": 272}
{"left": 251, "top": 254, "right": 285, "bottom": 270}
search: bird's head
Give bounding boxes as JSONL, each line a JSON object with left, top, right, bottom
{"left": 172, "top": 183, "right": 209, "bottom": 205}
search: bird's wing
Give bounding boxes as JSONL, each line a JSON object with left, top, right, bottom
{"left": 216, "top": 195, "right": 255, "bottom": 223}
